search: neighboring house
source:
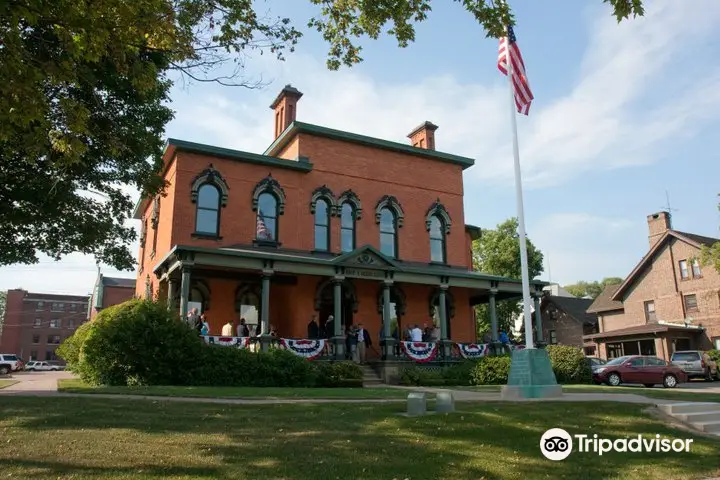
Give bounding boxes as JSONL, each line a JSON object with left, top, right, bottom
{"left": 88, "top": 274, "right": 136, "bottom": 320}
{"left": 131, "top": 84, "right": 546, "bottom": 352}
{"left": 511, "top": 283, "right": 575, "bottom": 336}
{"left": 0, "top": 289, "right": 89, "bottom": 363}
{"left": 539, "top": 296, "right": 597, "bottom": 355}
{"left": 584, "top": 211, "right": 720, "bottom": 360}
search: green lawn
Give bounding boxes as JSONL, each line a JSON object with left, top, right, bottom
{"left": 0, "top": 379, "right": 18, "bottom": 389}
{"left": 57, "top": 379, "right": 408, "bottom": 399}
{"left": 0, "top": 397, "right": 718, "bottom": 479}
{"left": 464, "top": 384, "right": 720, "bottom": 403}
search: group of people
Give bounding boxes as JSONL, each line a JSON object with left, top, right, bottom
{"left": 306, "top": 314, "right": 372, "bottom": 364}
{"left": 185, "top": 308, "right": 275, "bottom": 339}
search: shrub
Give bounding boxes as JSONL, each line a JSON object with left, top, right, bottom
{"left": 546, "top": 345, "right": 592, "bottom": 384}
{"left": 442, "top": 360, "right": 476, "bottom": 386}
{"left": 57, "top": 320, "right": 93, "bottom": 372}
{"left": 76, "top": 299, "right": 204, "bottom": 386}
{"left": 400, "top": 366, "right": 445, "bottom": 386}
{"left": 470, "top": 355, "right": 511, "bottom": 385}
{"left": 314, "top": 361, "right": 363, "bottom": 387}
{"left": 707, "top": 350, "right": 720, "bottom": 362}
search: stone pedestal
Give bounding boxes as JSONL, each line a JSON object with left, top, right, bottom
{"left": 501, "top": 348, "right": 562, "bottom": 400}
{"left": 406, "top": 392, "right": 428, "bottom": 416}
{"left": 332, "top": 336, "right": 346, "bottom": 360}
{"left": 436, "top": 392, "right": 455, "bottom": 413}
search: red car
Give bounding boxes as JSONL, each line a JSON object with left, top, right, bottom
{"left": 593, "top": 355, "right": 687, "bottom": 388}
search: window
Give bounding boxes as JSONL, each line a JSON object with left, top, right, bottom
{"left": 684, "top": 294, "right": 698, "bottom": 311}
{"left": 29, "top": 350, "right": 38, "bottom": 361}
{"left": 714, "top": 337, "right": 720, "bottom": 350}
{"left": 151, "top": 196, "right": 160, "bottom": 254}
{"left": 607, "top": 343, "right": 623, "bottom": 359}
{"left": 48, "top": 335, "right": 61, "bottom": 344}
{"left": 46, "top": 350, "right": 57, "bottom": 361}
{"left": 36, "top": 301, "right": 44, "bottom": 311}
{"left": 629, "top": 357, "right": 645, "bottom": 367}
{"left": 51, "top": 302, "right": 64, "bottom": 312}
{"left": 67, "top": 319, "right": 74, "bottom": 329}
{"left": 139, "top": 220, "right": 147, "bottom": 270}
{"left": 256, "top": 193, "right": 278, "bottom": 241}
{"left": 549, "top": 330, "right": 557, "bottom": 344}
{"left": 195, "top": 184, "right": 221, "bottom": 235}
{"left": 32, "top": 335, "right": 40, "bottom": 344}
{"left": 340, "top": 203, "right": 356, "bottom": 253}
{"left": 314, "top": 198, "right": 330, "bottom": 251}
{"left": 379, "top": 208, "right": 397, "bottom": 258}
{"left": 679, "top": 260, "right": 689, "bottom": 280}
{"left": 646, "top": 357, "right": 667, "bottom": 366}
{"left": 644, "top": 300, "right": 656, "bottom": 323}
{"left": 429, "top": 216, "right": 446, "bottom": 263}
{"left": 49, "top": 319, "right": 60, "bottom": 328}
{"left": 692, "top": 259, "right": 702, "bottom": 278}
{"left": 33, "top": 318, "right": 42, "bottom": 327}
{"left": 69, "top": 304, "right": 77, "bottom": 312}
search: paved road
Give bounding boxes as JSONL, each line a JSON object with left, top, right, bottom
{"left": 1, "top": 370, "right": 73, "bottom": 393}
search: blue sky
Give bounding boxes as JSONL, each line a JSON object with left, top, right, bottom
{"left": 2, "top": 0, "right": 720, "bottom": 294}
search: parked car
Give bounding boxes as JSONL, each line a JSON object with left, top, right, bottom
{"left": 670, "top": 350, "right": 718, "bottom": 381}
{"left": 587, "top": 357, "right": 607, "bottom": 369}
{"left": 24, "top": 361, "right": 62, "bottom": 372}
{"left": 0, "top": 354, "right": 24, "bottom": 375}
{"left": 593, "top": 355, "right": 687, "bottom": 388}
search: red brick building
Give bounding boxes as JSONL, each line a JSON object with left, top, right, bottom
{"left": 539, "top": 296, "right": 597, "bottom": 354}
{"left": 88, "top": 274, "right": 136, "bottom": 320}
{"left": 0, "top": 289, "right": 89, "bottom": 362}
{"left": 132, "top": 85, "right": 546, "bottom": 359}
{"left": 585, "top": 212, "right": 720, "bottom": 360}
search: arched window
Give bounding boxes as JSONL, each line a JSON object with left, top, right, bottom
{"left": 314, "top": 198, "right": 330, "bottom": 251}
{"left": 256, "top": 193, "right": 278, "bottom": 241}
{"left": 379, "top": 208, "right": 397, "bottom": 258}
{"left": 340, "top": 203, "right": 356, "bottom": 252}
{"left": 195, "top": 184, "right": 221, "bottom": 235}
{"left": 429, "top": 215, "right": 446, "bottom": 263}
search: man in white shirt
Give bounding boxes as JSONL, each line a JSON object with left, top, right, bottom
{"left": 221, "top": 320, "right": 234, "bottom": 337}
{"left": 410, "top": 324, "right": 423, "bottom": 342}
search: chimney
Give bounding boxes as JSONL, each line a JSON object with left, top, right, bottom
{"left": 647, "top": 211, "right": 672, "bottom": 247}
{"left": 270, "top": 84, "right": 303, "bottom": 139}
{"left": 407, "top": 121, "right": 439, "bottom": 150}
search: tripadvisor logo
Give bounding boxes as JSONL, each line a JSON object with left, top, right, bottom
{"left": 540, "top": 428, "right": 694, "bottom": 461}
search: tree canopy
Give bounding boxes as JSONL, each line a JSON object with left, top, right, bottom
{"left": 563, "top": 277, "right": 623, "bottom": 299}
{"left": 473, "top": 217, "right": 544, "bottom": 335}
{"left": 1, "top": 0, "right": 645, "bottom": 270}
{"left": 699, "top": 194, "right": 720, "bottom": 273}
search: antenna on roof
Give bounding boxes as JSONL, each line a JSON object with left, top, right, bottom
{"left": 661, "top": 190, "right": 678, "bottom": 228}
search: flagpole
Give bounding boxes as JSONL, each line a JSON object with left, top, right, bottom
{"left": 505, "top": 28, "right": 535, "bottom": 350}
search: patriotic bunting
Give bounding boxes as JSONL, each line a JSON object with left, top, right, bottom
{"left": 401, "top": 341, "right": 438, "bottom": 363}
{"left": 202, "top": 336, "right": 250, "bottom": 349}
{"left": 456, "top": 343, "right": 490, "bottom": 359}
{"left": 280, "top": 338, "right": 326, "bottom": 360}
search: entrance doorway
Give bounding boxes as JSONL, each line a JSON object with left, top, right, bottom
{"left": 315, "top": 279, "right": 357, "bottom": 336}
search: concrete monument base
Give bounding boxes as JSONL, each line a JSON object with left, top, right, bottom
{"left": 501, "top": 348, "right": 562, "bottom": 400}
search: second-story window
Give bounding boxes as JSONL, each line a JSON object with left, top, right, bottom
{"left": 379, "top": 208, "right": 398, "bottom": 258}
{"left": 51, "top": 303, "right": 64, "bottom": 312}
{"left": 429, "top": 216, "right": 446, "bottom": 263}
{"left": 679, "top": 260, "right": 689, "bottom": 280}
{"left": 195, "top": 184, "right": 221, "bottom": 236}
{"left": 341, "top": 203, "right": 356, "bottom": 252}
{"left": 644, "top": 300, "right": 656, "bottom": 323}
{"left": 256, "top": 193, "right": 278, "bottom": 242}
{"left": 151, "top": 196, "right": 161, "bottom": 255}
{"left": 684, "top": 294, "right": 698, "bottom": 311}
{"left": 36, "top": 301, "right": 44, "bottom": 311}
{"left": 50, "top": 319, "right": 61, "bottom": 328}
{"left": 314, "top": 198, "right": 330, "bottom": 251}
{"left": 692, "top": 259, "right": 702, "bottom": 278}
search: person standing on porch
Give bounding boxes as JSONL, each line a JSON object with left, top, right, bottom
{"left": 307, "top": 314, "right": 319, "bottom": 339}
{"left": 430, "top": 323, "right": 440, "bottom": 342}
{"left": 221, "top": 319, "right": 234, "bottom": 337}
{"left": 357, "top": 323, "right": 371, "bottom": 364}
{"left": 347, "top": 324, "right": 358, "bottom": 361}
{"left": 200, "top": 314, "right": 209, "bottom": 336}
{"left": 237, "top": 318, "right": 250, "bottom": 337}
{"left": 410, "top": 324, "right": 423, "bottom": 342}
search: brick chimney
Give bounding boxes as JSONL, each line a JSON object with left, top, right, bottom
{"left": 407, "top": 121, "right": 438, "bottom": 150}
{"left": 270, "top": 84, "right": 303, "bottom": 139}
{"left": 647, "top": 211, "right": 672, "bottom": 247}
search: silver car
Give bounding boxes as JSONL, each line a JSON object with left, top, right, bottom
{"left": 670, "top": 350, "right": 718, "bottom": 381}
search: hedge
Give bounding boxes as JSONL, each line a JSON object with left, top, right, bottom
{"left": 58, "top": 299, "right": 362, "bottom": 388}
{"left": 545, "top": 345, "right": 592, "bottom": 384}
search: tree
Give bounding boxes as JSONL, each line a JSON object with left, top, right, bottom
{"left": 472, "top": 217, "right": 544, "bottom": 337}
{"left": 0, "top": 291, "right": 6, "bottom": 337}
{"left": 699, "top": 194, "right": 720, "bottom": 273}
{"left": 1, "top": 0, "right": 644, "bottom": 269}
{"left": 563, "top": 277, "right": 623, "bottom": 299}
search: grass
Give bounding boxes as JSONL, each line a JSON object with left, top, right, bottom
{"left": 57, "top": 379, "right": 408, "bottom": 399}
{"left": 0, "top": 397, "right": 718, "bottom": 479}
{"left": 0, "top": 379, "right": 18, "bottom": 389}
{"left": 463, "top": 383, "right": 720, "bottom": 403}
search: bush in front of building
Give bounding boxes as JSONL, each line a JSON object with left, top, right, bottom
{"left": 707, "top": 350, "right": 720, "bottom": 363}
{"left": 469, "top": 355, "right": 512, "bottom": 385}
{"left": 56, "top": 320, "right": 93, "bottom": 372}
{"left": 400, "top": 366, "right": 446, "bottom": 386}
{"left": 545, "top": 345, "right": 592, "bottom": 384}
{"left": 314, "top": 361, "right": 364, "bottom": 387}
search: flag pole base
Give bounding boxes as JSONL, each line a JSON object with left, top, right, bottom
{"left": 501, "top": 348, "right": 562, "bottom": 400}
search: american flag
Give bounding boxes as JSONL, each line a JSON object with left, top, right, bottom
{"left": 256, "top": 211, "right": 272, "bottom": 240}
{"left": 498, "top": 25, "right": 533, "bottom": 115}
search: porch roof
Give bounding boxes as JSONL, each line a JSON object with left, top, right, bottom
{"left": 583, "top": 322, "right": 705, "bottom": 341}
{"left": 153, "top": 243, "right": 548, "bottom": 298}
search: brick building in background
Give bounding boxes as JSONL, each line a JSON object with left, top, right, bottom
{"left": 131, "top": 84, "right": 547, "bottom": 362}
{"left": 88, "top": 274, "right": 136, "bottom": 320}
{"left": 0, "top": 289, "right": 89, "bottom": 362}
{"left": 585, "top": 212, "right": 720, "bottom": 360}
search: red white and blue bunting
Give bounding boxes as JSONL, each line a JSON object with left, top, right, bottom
{"left": 202, "top": 336, "right": 250, "bottom": 349}
{"left": 280, "top": 338, "right": 326, "bottom": 360}
{"left": 401, "top": 342, "right": 438, "bottom": 363}
{"left": 456, "top": 343, "right": 490, "bottom": 359}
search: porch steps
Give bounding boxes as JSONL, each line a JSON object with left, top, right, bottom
{"left": 658, "top": 402, "right": 720, "bottom": 436}
{"left": 361, "top": 365, "right": 384, "bottom": 386}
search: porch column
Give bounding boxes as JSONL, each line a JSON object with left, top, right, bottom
{"left": 259, "top": 270, "right": 273, "bottom": 352}
{"left": 533, "top": 293, "right": 544, "bottom": 345}
{"left": 438, "top": 286, "right": 449, "bottom": 341}
{"left": 382, "top": 280, "right": 394, "bottom": 359}
{"left": 179, "top": 264, "right": 192, "bottom": 320}
{"left": 167, "top": 279, "right": 177, "bottom": 312}
{"left": 489, "top": 289, "right": 499, "bottom": 342}
{"left": 332, "top": 277, "right": 346, "bottom": 359}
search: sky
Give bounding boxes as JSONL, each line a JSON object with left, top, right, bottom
{"left": 2, "top": 0, "right": 720, "bottom": 295}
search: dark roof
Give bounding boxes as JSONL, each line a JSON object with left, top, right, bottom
{"left": 583, "top": 323, "right": 704, "bottom": 340}
{"left": 101, "top": 276, "right": 136, "bottom": 288}
{"left": 545, "top": 296, "right": 597, "bottom": 325}
{"left": 673, "top": 230, "right": 720, "bottom": 247}
{"left": 586, "top": 284, "right": 624, "bottom": 313}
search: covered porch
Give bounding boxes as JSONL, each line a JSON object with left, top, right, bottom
{"left": 150, "top": 244, "right": 547, "bottom": 363}
{"left": 583, "top": 323, "right": 707, "bottom": 361}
